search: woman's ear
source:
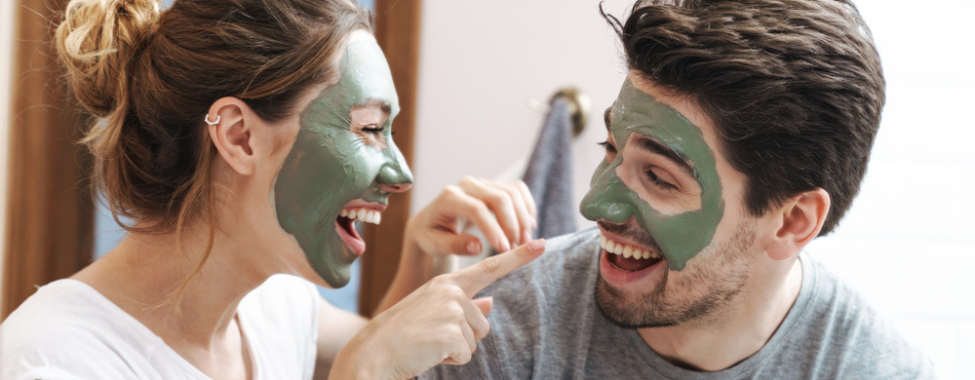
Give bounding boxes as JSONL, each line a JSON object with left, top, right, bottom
{"left": 766, "top": 188, "right": 831, "bottom": 261}
{"left": 207, "top": 97, "right": 263, "bottom": 176}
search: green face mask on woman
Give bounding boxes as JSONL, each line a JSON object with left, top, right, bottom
{"left": 274, "top": 40, "right": 413, "bottom": 288}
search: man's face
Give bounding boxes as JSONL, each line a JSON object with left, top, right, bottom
{"left": 580, "top": 74, "right": 757, "bottom": 327}
{"left": 274, "top": 33, "right": 412, "bottom": 288}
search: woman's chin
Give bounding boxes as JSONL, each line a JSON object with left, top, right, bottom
{"left": 310, "top": 242, "right": 358, "bottom": 288}
{"left": 287, "top": 230, "right": 360, "bottom": 289}
{"left": 316, "top": 264, "right": 353, "bottom": 289}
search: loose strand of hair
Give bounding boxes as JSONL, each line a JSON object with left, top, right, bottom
{"left": 150, "top": 141, "right": 216, "bottom": 314}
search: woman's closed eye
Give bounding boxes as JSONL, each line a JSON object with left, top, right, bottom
{"left": 363, "top": 124, "right": 385, "bottom": 134}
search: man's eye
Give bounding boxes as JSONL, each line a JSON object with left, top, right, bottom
{"left": 646, "top": 169, "right": 677, "bottom": 191}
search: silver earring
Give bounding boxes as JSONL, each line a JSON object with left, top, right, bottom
{"left": 204, "top": 114, "right": 221, "bottom": 126}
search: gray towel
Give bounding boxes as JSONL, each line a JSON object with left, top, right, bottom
{"left": 522, "top": 98, "right": 577, "bottom": 239}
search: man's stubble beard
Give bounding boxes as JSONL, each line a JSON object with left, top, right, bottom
{"left": 596, "top": 219, "right": 755, "bottom": 329}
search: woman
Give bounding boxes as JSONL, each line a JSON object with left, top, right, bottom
{"left": 0, "top": 0, "right": 543, "bottom": 379}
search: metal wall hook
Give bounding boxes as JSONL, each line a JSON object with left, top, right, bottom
{"left": 528, "top": 87, "right": 591, "bottom": 139}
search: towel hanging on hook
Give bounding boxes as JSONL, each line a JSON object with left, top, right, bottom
{"left": 520, "top": 87, "right": 591, "bottom": 240}
{"left": 458, "top": 87, "right": 592, "bottom": 266}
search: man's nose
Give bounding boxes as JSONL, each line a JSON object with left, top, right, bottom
{"left": 579, "top": 168, "right": 635, "bottom": 224}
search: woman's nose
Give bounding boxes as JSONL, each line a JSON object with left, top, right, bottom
{"left": 377, "top": 164, "right": 413, "bottom": 193}
{"left": 379, "top": 181, "right": 411, "bottom": 193}
{"left": 379, "top": 182, "right": 411, "bottom": 193}
{"left": 377, "top": 141, "right": 414, "bottom": 193}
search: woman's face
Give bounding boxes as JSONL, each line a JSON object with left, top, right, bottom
{"left": 273, "top": 32, "right": 412, "bottom": 288}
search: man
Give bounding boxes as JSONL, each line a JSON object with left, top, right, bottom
{"left": 423, "top": 0, "right": 934, "bottom": 378}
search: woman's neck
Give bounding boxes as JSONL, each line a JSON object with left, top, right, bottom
{"left": 73, "top": 219, "right": 268, "bottom": 350}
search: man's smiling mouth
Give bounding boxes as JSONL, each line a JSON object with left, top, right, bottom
{"left": 599, "top": 233, "right": 664, "bottom": 272}
{"left": 596, "top": 220, "right": 667, "bottom": 274}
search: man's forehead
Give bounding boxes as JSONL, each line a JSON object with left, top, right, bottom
{"left": 606, "top": 79, "right": 720, "bottom": 170}
{"left": 604, "top": 103, "right": 690, "bottom": 158}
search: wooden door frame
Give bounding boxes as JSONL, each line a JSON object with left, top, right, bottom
{"left": 358, "top": 0, "right": 423, "bottom": 317}
{"left": 1, "top": 0, "right": 94, "bottom": 321}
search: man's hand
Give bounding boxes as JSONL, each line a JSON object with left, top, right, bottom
{"left": 331, "top": 239, "right": 546, "bottom": 380}
{"left": 407, "top": 177, "right": 538, "bottom": 257}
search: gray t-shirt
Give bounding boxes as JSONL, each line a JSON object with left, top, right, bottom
{"left": 423, "top": 228, "right": 935, "bottom": 380}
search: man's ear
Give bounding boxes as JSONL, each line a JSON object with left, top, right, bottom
{"left": 767, "top": 188, "right": 830, "bottom": 261}
{"left": 207, "top": 97, "right": 260, "bottom": 176}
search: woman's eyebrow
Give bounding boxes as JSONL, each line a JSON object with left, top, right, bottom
{"left": 355, "top": 99, "right": 392, "bottom": 116}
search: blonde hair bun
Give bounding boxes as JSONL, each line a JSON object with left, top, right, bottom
{"left": 56, "top": 0, "right": 160, "bottom": 117}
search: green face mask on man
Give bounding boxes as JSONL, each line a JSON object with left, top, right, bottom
{"left": 580, "top": 79, "right": 724, "bottom": 271}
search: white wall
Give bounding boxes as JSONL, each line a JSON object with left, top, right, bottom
{"left": 413, "top": 0, "right": 634, "bottom": 230}
{"left": 413, "top": 1, "right": 975, "bottom": 379}
{"left": 803, "top": 1, "right": 975, "bottom": 378}
{"left": 0, "top": 0, "right": 17, "bottom": 301}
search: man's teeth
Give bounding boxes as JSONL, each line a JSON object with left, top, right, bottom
{"left": 339, "top": 208, "right": 382, "bottom": 225}
{"left": 599, "top": 233, "right": 660, "bottom": 260}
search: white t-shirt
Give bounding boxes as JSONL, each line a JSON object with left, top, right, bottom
{"left": 0, "top": 275, "right": 320, "bottom": 380}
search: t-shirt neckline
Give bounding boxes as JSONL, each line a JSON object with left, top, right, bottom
{"left": 617, "top": 252, "right": 818, "bottom": 379}
{"left": 50, "top": 278, "right": 262, "bottom": 380}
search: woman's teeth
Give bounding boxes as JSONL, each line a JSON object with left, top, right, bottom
{"left": 340, "top": 208, "right": 382, "bottom": 225}
{"left": 599, "top": 233, "right": 660, "bottom": 260}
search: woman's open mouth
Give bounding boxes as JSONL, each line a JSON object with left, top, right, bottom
{"left": 335, "top": 205, "right": 384, "bottom": 256}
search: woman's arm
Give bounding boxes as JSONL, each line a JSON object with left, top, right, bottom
{"left": 313, "top": 298, "right": 368, "bottom": 380}
{"left": 375, "top": 178, "right": 537, "bottom": 314}
{"left": 374, "top": 236, "right": 456, "bottom": 317}
{"left": 328, "top": 240, "right": 546, "bottom": 380}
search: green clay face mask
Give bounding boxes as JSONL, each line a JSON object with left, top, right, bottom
{"left": 580, "top": 79, "right": 724, "bottom": 270}
{"left": 274, "top": 38, "right": 412, "bottom": 287}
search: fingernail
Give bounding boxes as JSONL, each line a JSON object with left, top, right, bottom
{"left": 467, "top": 241, "right": 480, "bottom": 255}
{"left": 495, "top": 238, "right": 505, "bottom": 252}
{"left": 531, "top": 217, "right": 538, "bottom": 228}
{"left": 523, "top": 228, "right": 532, "bottom": 243}
{"left": 528, "top": 239, "right": 545, "bottom": 252}
{"left": 502, "top": 239, "right": 512, "bottom": 252}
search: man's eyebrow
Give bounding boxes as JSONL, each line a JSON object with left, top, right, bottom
{"left": 604, "top": 107, "right": 612, "bottom": 130}
{"left": 632, "top": 135, "right": 695, "bottom": 176}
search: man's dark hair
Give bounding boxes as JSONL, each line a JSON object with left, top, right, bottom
{"left": 604, "top": 0, "right": 884, "bottom": 235}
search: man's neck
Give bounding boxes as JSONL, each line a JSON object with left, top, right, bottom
{"left": 637, "top": 258, "right": 804, "bottom": 371}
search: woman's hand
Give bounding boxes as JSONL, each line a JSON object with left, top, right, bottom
{"left": 407, "top": 177, "right": 538, "bottom": 256}
{"left": 375, "top": 178, "right": 538, "bottom": 316}
{"left": 330, "top": 240, "right": 546, "bottom": 380}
